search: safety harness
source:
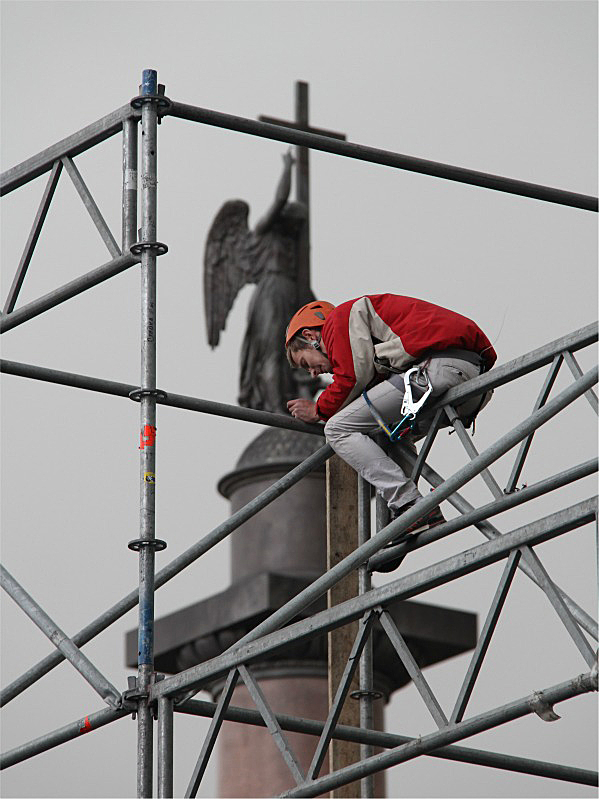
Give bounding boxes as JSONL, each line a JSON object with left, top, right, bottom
{"left": 363, "top": 350, "right": 490, "bottom": 440}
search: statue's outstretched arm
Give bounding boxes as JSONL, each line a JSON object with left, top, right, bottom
{"left": 254, "top": 150, "right": 294, "bottom": 236}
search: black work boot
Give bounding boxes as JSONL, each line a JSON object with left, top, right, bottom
{"left": 374, "top": 501, "right": 446, "bottom": 573}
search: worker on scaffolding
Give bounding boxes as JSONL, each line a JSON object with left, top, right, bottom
{"left": 285, "top": 294, "right": 496, "bottom": 564}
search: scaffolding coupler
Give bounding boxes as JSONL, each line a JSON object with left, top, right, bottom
{"left": 128, "top": 538, "right": 167, "bottom": 552}
{"left": 122, "top": 674, "right": 165, "bottom": 719}
{"left": 129, "top": 241, "right": 169, "bottom": 256}
{"left": 528, "top": 690, "right": 561, "bottom": 722}
{"left": 130, "top": 79, "right": 172, "bottom": 123}
{"left": 128, "top": 388, "right": 168, "bottom": 402}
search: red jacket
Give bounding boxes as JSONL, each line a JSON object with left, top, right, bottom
{"left": 316, "top": 294, "right": 496, "bottom": 420}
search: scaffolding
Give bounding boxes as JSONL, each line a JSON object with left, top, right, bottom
{"left": 1, "top": 69, "right": 597, "bottom": 798}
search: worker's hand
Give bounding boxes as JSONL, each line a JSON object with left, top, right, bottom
{"left": 287, "top": 398, "right": 320, "bottom": 424}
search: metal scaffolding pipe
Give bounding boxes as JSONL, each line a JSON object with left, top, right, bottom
{"left": 0, "top": 253, "right": 140, "bottom": 334}
{"left": 175, "top": 698, "right": 598, "bottom": 787}
{"left": 150, "top": 497, "right": 596, "bottom": 700}
{"left": 0, "top": 444, "right": 332, "bottom": 707}
{"left": 0, "top": 705, "right": 129, "bottom": 770}
{"left": 136, "top": 67, "right": 159, "bottom": 799}
{"left": 0, "top": 707, "right": 131, "bottom": 771}
{"left": 167, "top": 101, "right": 598, "bottom": 212}
{"left": 450, "top": 550, "right": 521, "bottom": 724}
{"left": 504, "top": 354, "right": 563, "bottom": 495}
{"left": 61, "top": 156, "right": 121, "bottom": 258}
{"left": 3, "top": 160, "right": 63, "bottom": 315}
{"left": 0, "top": 104, "right": 136, "bottom": 196}
{"left": 185, "top": 668, "right": 239, "bottom": 798}
{"left": 3, "top": 98, "right": 597, "bottom": 214}
{"left": 157, "top": 696, "right": 174, "bottom": 798}
{"left": 0, "top": 565, "right": 121, "bottom": 707}
{"left": 213, "top": 367, "right": 598, "bottom": 660}
{"left": 0, "top": 359, "right": 324, "bottom": 437}
{"left": 122, "top": 117, "right": 138, "bottom": 253}
{"left": 564, "top": 350, "right": 599, "bottom": 414}
{"left": 357, "top": 477, "right": 374, "bottom": 798}
{"left": 367, "top": 457, "right": 598, "bottom": 571}
{"left": 281, "top": 670, "right": 598, "bottom": 797}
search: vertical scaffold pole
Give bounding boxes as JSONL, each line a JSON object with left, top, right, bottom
{"left": 122, "top": 115, "right": 138, "bottom": 253}
{"left": 136, "top": 67, "right": 159, "bottom": 798}
{"left": 357, "top": 477, "right": 374, "bottom": 799}
{"left": 157, "top": 695, "right": 174, "bottom": 798}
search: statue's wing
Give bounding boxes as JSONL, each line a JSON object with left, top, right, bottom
{"left": 204, "top": 200, "right": 252, "bottom": 348}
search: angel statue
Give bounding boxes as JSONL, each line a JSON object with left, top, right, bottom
{"left": 204, "top": 151, "right": 319, "bottom": 414}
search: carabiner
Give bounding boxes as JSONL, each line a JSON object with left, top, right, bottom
{"left": 401, "top": 367, "right": 433, "bottom": 417}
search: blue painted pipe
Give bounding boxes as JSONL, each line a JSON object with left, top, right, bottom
{"left": 141, "top": 69, "right": 157, "bottom": 96}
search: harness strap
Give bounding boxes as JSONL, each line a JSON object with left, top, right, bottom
{"left": 426, "top": 348, "right": 485, "bottom": 369}
{"left": 362, "top": 390, "right": 414, "bottom": 441}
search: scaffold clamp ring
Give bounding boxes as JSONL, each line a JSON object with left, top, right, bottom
{"left": 130, "top": 241, "right": 169, "bottom": 256}
{"left": 349, "top": 689, "right": 384, "bottom": 701}
{"left": 128, "top": 388, "right": 168, "bottom": 402}
{"left": 130, "top": 94, "right": 172, "bottom": 112}
{"left": 128, "top": 538, "right": 167, "bottom": 552}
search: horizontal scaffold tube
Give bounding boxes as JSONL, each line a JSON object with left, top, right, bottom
{"left": 281, "top": 669, "right": 598, "bottom": 797}
{"left": 0, "top": 104, "right": 137, "bottom": 196}
{"left": 0, "top": 445, "right": 332, "bottom": 708}
{"left": 0, "top": 360, "right": 324, "bottom": 437}
{"left": 0, "top": 254, "right": 139, "bottom": 334}
{"left": 150, "top": 497, "right": 597, "bottom": 700}
{"left": 2, "top": 321, "right": 596, "bottom": 430}
{"left": 167, "top": 101, "right": 598, "bottom": 212}
{"left": 368, "top": 458, "right": 598, "bottom": 571}
{"left": 3, "top": 99, "right": 597, "bottom": 212}
{"left": 176, "top": 698, "right": 598, "bottom": 787}
{"left": 0, "top": 705, "right": 129, "bottom": 769}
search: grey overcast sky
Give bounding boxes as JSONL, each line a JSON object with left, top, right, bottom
{"left": 1, "top": 1, "right": 597, "bottom": 798}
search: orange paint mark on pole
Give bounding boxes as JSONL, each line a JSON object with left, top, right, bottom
{"left": 79, "top": 716, "right": 92, "bottom": 734}
{"left": 139, "top": 424, "right": 156, "bottom": 449}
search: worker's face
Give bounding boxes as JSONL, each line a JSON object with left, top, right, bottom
{"left": 292, "top": 347, "right": 332, "bottom": 378}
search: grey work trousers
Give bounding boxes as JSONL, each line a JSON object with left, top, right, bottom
{"left": 323, "top": 356, "right": 481, "bottom": 513}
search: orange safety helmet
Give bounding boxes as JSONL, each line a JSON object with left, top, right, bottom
{"left": 285, "top": 301, "right": 336, "bottom": 346}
